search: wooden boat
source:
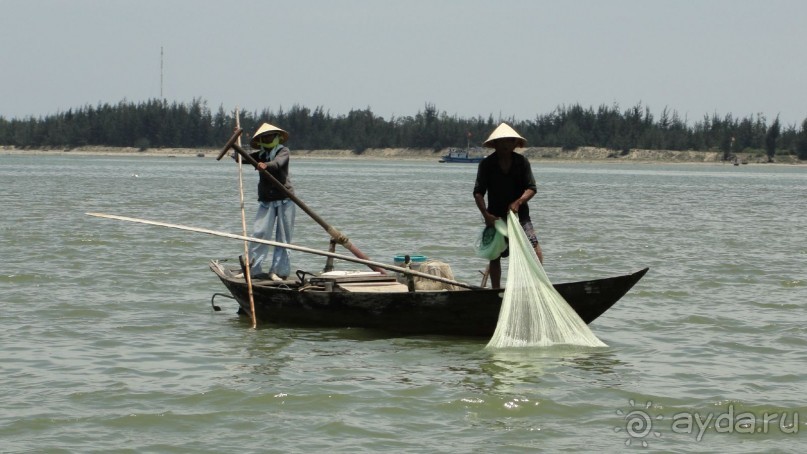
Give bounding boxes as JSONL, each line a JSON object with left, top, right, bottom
{"left": 209, "top": 260, "right": 648, "bottom": 337}
{"left": 439, "top": 148, "right": 485, "bottom": 163}
{"left": 89, "top": 131, "right": 650, "bottom": 338}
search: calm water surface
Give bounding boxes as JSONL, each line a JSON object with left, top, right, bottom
{"left": 1, "top": 153, "right": 805, "bottom": 452}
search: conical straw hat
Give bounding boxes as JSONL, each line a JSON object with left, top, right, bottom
{"left": 483, "top": 123, "right": 527, "bottom": 148}
{"left": 250, "top": 122, "right": 290, "bottom": 149}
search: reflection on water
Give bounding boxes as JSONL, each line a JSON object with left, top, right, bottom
{"left": 481, "top": 347, "right": 625, "bottom": 394}
{"left": 225, "top": 323, "right": 296, "bottom": 383}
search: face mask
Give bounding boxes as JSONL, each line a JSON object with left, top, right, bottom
{"left": 257, "top": 135, "right": 281, "bottom": 150}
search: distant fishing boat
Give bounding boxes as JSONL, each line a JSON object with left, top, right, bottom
{"left": 439, "top": 148, "right": 486, "bottom": 163}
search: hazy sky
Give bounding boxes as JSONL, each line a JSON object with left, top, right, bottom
{"left": 2, "top": 0, "right": 805, "bottom": 127}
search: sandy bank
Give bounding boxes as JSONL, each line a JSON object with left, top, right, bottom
{"left": 1, "top": 145, "right": 803, "bottom": 165}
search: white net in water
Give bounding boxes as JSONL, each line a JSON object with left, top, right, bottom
{"left": 486, "top": 211, "right": 607, "bottom": 348}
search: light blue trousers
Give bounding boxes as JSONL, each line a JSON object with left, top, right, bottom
{"left": 250, "top": 199, "right": 296, "bottom": 277}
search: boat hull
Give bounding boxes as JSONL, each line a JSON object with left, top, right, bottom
{"left": 210, "top": 261, "right": 648, "bottom": 337}
{"left": 439, "top": 157, "right": 483, "bottom": 163}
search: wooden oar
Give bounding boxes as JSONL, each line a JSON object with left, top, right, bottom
{"left": 233, "top": 108, "right": 257, "bottom": 328}
{"left": 216, "top": 128, "right": 384, "bottom": 273}
{"left": 86, "top": 212, "right": 480, "bottom": 290}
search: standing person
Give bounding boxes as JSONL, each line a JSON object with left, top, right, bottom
{"left": 473, "top": 123, "right": 543, "bottom": 288}
{"left": 244, "top": 122, "right": 296, "bottom": 281}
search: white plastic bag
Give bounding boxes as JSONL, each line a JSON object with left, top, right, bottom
{"left": 476, "top": 219, "right": 508, "bottom": 260}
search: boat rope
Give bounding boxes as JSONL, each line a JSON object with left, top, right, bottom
{"left": 210, "top": 292, "right": 235, "bottom": 312}
{"left": 326, "top": 227, "right": 351, "bottom": 247}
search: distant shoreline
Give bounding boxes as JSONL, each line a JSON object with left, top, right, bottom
{"left": 1, "top": 145, "right": 803, "bottom": 165}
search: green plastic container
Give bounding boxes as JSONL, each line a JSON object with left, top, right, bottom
{"left": 393, "top": 254, "right": 427, "bottom": 268}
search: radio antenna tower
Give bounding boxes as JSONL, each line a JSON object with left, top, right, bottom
{"left": 160, "top": 46, "right": 164, "bottom": 100}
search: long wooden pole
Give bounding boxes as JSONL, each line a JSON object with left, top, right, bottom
{"left": 234, "top": 108, "right": 258, "bottom": 328}
{"left": 216, "top": 129, "right": 384, "bottom": 273}
{"left": 86, "top": 212, "right": 480, "bottom": 290}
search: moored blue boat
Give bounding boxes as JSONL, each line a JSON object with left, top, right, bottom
{"left": 439, "top": 148, "right": 485, "bottom": 163}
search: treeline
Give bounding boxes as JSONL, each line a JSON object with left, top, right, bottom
{"left": 2, "top": 98, "right": 806, "bottom": 160}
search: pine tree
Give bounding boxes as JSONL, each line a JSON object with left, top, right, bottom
{"left": 765, "top": 116, "right": 781, "bottom": 162}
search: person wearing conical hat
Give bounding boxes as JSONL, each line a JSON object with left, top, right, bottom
{"left": 473, "top": 123, "right": 543, "bottom": 288}
{"left": 243, "top": 122, "right": 295, "bottom": 281}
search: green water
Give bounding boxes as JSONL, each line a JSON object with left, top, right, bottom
{"left": 1, "top": 154, "right": 805, "bottom": 452}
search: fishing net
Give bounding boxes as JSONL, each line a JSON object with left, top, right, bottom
{"left": 486, "top": 211, "right": 607, "bottom": 348}
{"left": 414, "top": 260, "right": 459, "bottom": 291}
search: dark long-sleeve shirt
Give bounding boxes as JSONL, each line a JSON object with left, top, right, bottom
{"left": 473, "top": 151, "right": 537, "bottom": 222}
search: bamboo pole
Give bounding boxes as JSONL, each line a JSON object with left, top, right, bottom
{"left": 480, "top": 265, "right": 490, "bottom": 288}
{"left": 86, "top": 212, "right": 481, "bottom": 290}
{"left": 233, "top": 108, "right": 258, "bottom": 328}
